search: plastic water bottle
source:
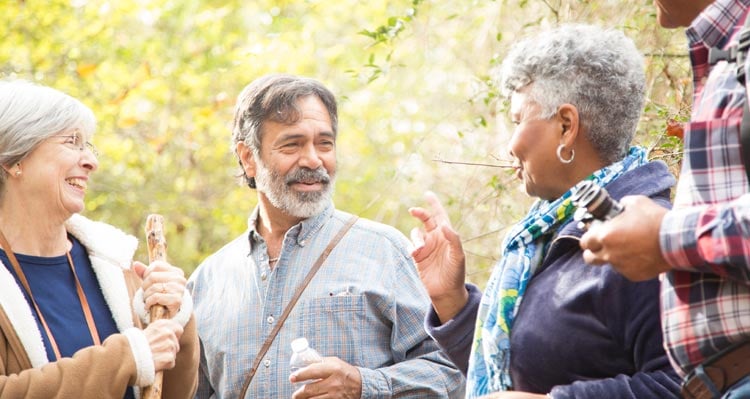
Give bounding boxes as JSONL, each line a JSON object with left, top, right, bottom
{"left": 290, "top": 337, "right": 322, "bottom": 388}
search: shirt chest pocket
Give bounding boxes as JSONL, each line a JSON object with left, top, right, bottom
{"left": 299, "top": 294, "right": 366, "bottom": 366}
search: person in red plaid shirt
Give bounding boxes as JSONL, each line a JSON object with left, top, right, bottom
{"left": 580, "top": 1, "right": 750, "bottom": 398}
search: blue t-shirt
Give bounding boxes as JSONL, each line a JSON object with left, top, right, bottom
{"left": 1, "top": 234, "right": 135, "bottom": 399}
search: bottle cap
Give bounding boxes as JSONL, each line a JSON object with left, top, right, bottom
{"left": 291, "top": 337, "right": 310, "bottom": 353}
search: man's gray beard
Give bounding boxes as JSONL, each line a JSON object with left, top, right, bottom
{"left": 254, "top": 160, "right": 334, "bottom": 219}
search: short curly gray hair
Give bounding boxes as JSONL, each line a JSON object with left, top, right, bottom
{"left": 498, "top": 24, "right": 645, "bottom": 164}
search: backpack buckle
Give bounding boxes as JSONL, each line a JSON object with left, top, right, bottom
{"left": 736, "top": 27, "right": 750, "bottom": 84}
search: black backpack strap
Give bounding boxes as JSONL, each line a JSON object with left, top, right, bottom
{"left": 742, "top": 100, "right": 750, "bottom": 185}
{"left": 739, "top": 16, "right": 750, "bottom": 186}
{"left": 712, "top": 10, "right": 750, "bottom": 186}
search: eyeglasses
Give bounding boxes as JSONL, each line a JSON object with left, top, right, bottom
{"left": 53, "top": 130, "right": 99, "bottom": 157}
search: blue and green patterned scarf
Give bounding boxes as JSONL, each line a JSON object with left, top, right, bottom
{"left": 466, "top": 146, "right": 648, "bottom": 398}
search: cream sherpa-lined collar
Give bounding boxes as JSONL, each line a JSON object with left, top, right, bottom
{"left": 0, "top": 214, "right": 138, "bottom": 368}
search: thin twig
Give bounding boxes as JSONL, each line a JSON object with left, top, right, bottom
{"left": 643, "top": 52, "right": 689, "bottom": 58}
{"left": 649, "top": 150, "right": 685, "bottom": 160}
{"left": 432, "top": 157, "right": 516, "bottom": 168}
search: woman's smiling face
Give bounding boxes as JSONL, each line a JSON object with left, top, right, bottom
{"left": 15, "top": 129, "right": 98, "bottom": 220}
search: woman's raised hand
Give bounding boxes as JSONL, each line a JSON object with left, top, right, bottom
{"left": 408, "top": 191, "right": 469, "bottom": 323}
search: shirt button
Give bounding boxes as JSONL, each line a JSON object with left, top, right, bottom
{"left": 261, "top": 271, "right": 267, "bottom": 280}
{"left": 264, "top": 359, "right": 271, "bottom": 367}
{"left": 299, "top": 239, "right": 307, "bottom": 246}
{"left": 267, "top": 316, "right": 274, "bottom": 324}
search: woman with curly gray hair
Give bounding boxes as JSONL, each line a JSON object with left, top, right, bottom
{"left": 409, "top": 24, "right": 681, "bottom": 399}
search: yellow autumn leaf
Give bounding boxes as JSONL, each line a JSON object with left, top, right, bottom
{"left": 118, "top": 116, "right": 139, "bottom": 128}
{"left": 76, "top": 63, "right": 98, "bottom": 78}
{"left": 197, "top": 107, "right": 213, "bottom": 118}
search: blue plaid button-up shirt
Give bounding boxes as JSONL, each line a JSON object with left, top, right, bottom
{"left": 188, "top": 204, "right": 464, "bottom": 398}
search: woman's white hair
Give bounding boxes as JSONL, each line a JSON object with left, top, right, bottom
{"left": 498, "top": 24, "right": 646, "bottom": 164}
{"left": 0, "top": 79, "right": 96, "bottom": 185}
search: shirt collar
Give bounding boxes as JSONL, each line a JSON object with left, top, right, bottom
{"left": 686, "top": 0, "right": 749, "bottom": 49}
{"left": 246, "top": 202, "right": 335, "bottom": 250}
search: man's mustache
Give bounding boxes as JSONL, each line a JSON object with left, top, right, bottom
{"left": 285, "top": 167, "right": 331, "bottom": 185}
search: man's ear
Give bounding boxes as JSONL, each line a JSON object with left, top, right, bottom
{"left": 236, "top": 142, "right": 257, "bottom": 179}
{"left": 557, "top": 103, "right": 580, "bottom": 147}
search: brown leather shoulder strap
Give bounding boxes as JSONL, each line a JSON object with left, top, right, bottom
{"left": 0, "top": 305, "right": 33, "bottom": 370}
{"left": 238, "top": 215, "right": 358, "bottom": 398}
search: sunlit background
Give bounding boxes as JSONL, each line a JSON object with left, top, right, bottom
{"left": 1, "top": 0, "right": 689, "bottom": 285}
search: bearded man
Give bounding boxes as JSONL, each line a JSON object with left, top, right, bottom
{"left": 187, "top": 74, "right": 464, "bottom": 399}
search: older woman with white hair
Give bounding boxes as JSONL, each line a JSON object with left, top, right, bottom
{"left": 0, "top": 80, "right": 198, "bottom": 398}
{"left": 409, "top": 24, "right": 681, "bottom": 398}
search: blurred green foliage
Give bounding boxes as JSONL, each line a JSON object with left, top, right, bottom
{"left": 1, "top": 0, "right": 690, "bottom": 286}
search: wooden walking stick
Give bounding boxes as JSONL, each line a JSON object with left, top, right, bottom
{"left": 142, "top": 214, "right": 168, "bottom": 399}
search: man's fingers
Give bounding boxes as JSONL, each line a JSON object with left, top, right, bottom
{"left": 580, "top": 235, "right": 602, "bottom": 253}
{"left": 580, "top": 230, "right": 607, "bottom": 265}
{"left": 582, "top": 249, "right": 606, "bottom": 265}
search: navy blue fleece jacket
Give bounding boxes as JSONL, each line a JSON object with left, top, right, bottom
{"left": 425, "top": 161, "right": 681, "bottom": 398}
